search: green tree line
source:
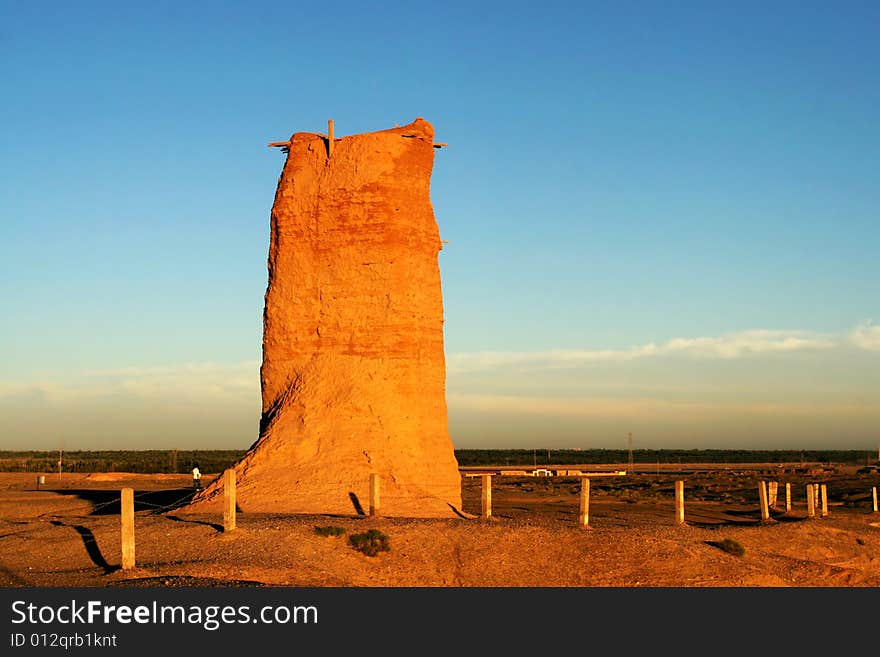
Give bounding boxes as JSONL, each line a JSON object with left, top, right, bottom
{"left": 0, "top": 447, "right": 872, "bottom": 473}
{"left": 453, "top": 448, "right": 871, "bottom": 467}
{"left": 0, "top": 450, "right": 246, "bottom": 474}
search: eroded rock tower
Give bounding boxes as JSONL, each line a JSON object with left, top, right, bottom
{"left": 188, "top": 117, "right": 462, "bottom": 517}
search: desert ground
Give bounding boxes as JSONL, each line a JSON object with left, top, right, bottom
{"left": 1, "top": 466, "right": 878, "bottom": 588}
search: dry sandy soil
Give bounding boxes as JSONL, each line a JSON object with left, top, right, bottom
{"left": 1, "top": 468, "right": 879, "bottom": 588}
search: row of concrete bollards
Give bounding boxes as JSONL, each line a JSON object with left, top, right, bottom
{"left": 475, "top": 475, "right": 880, "bottom": 529}
{"left": 119, "top": 469, "right": 384, "bottom": 570}
{"left": 758, "top": 481, "right": 832, "bottom": 521}
{"left": 119, "top": 474, "right": 880, "bottom": 568}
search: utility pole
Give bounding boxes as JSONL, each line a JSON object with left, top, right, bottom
{"left": 627, "top": 432, "right": 633, "bottom": 473}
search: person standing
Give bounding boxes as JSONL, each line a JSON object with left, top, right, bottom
{"left": 192, "top": 464, "right": 202, "bottom": 491}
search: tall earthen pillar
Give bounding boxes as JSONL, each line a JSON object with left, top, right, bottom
{"left": 188, "top": 118, "right": 462, "bottom": 517}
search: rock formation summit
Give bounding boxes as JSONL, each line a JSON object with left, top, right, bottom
{"left": 189, "top": 118, "right": 462, "bottom": 517}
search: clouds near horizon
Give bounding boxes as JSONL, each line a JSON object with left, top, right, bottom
{"left": 2, "top": 324, "right": 878, "bottom": 451}
{"left": 849, "top": 320, "right": 880, "bottom": 351}
{"left": 446, "top": 327, "right": 861, "bottom": 374}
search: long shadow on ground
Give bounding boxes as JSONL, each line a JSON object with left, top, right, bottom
{"left": 684, "top": 508, "right": 808, "bottom": 528}
{"left": 44, "top": 489, "right": 198, "bottom": 515}
{"left": 48, "top": 520, "right": 117, "bottom": 573}
{"left": 165, "top": 515, "right": 223, "bottom": 532}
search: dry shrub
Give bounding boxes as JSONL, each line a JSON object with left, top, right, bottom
{"left": 349, "top": 529, "right": 390, "bottom": 557}
{"left": 314, "top": 525, "right": 346, "bottom": 537}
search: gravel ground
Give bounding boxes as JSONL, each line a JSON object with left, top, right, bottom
{"left": 1, "top": 471, "right": 879, "bottom": 588}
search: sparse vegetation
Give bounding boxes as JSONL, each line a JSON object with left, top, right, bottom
{"left": 0, "top": 450, "right": 246, "bottom": 474}
{"left": 708, "top": 538, "right": 745, "bottom": 557}
{"left": 349, "top": 529, "right": 390, "bottom": 557}
{"left": 454, "top": 448, "right": 869, "bottom": 467}
{"left": 314, "top": 525, "right": 346, "bottom": 537}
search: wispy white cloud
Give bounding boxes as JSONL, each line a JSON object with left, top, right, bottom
{"left": 0, "top": 361, "right": 260, "bottom": 404}
{"left": 0, "top": 362, "right": 263, "bottom": 450}
{"left": 447, "top": 393, "right": 878, "bottom": 418}
{"left": 447, "top": 329, "right": 837, "bottom": 373}
{"left": 658, "top": 330, "right": 835, "bottom": 358}
{"left": 849, "top": 320, "right": 880, "bottom": 351}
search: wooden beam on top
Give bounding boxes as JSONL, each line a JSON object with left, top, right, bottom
{"left": 327, "top": 119, "right": 334, "bottom": 158}
{"left": 433, "top": 142, "right": 448, "bottom": 148}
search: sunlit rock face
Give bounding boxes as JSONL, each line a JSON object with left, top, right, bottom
{"left": 188, "top": 118, "right": 462, "bottom": 517}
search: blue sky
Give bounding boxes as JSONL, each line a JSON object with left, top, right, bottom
{"left": 2, "top": 1, "right": 879, "bottom": 451}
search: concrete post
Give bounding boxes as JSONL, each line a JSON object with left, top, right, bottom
{"left": 820, "top": 484, "right": 828, "bottom": 517}
{"left": 675, "top": 480, "right": 685, "bottom": 525}
{"left": 223, "top": 468, "right": 236, "bottom": 532}
{"left": 873, "top": 487, "right": 878, "bottom": 513}
{"left": 768, "top": 481, "right": 778, "bottom": 508}
{"left": 813, "top": 483, "right": 820, "bottom": 510}
{"left": 785, "top": 482, "right": 791, "bottom": 512}
{"left": 369, "top": 472, "right": 380, "bottom": 516}
{"left": 806, "top": 483, "right": 815, "bottom": 518}
{"left": 481, "top": 474, "right": 492, "bottom": 518}
{"left": 578, "top": 477, "right": 590, "bottom": 529}
{"left": 759, "top": 481, "right": 770, "bottom": 522}
{"left": 121, "top": 487, "right": 135, "bottom": 570}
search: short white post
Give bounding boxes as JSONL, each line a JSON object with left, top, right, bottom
{"left": 768, "top": 481, "right": 778, "bottom": 508}
{"left": 813, "top": 483, "right": 820, "bottom": 510}
{"left": 820, "top": 484, "right": 828, "bottom": 517}
{"left": 578, "top": 477, "right": 590, "bottom": 529}
{"left": 121, "top": 487, "right": 135, "bottom": 570}
{"left": 223, "top": 468, "right": 236, "bottom": 532}
{"left": 675, "top": 480, "right": 685, "bottom": 525}
{"left": 369, "top": 472, "right": 380, "bottom": 516}
{"left": 872, "top": 487, "right": 878, "bottom": 513}
{"left": 481, "top": 474, "right": 492, "bottom": 518}
{"left": 785, "top": 483, "right": 791, "bottom": 512}
{"left": 806, "top": 483, "right": 815, "bottom": 518}
{"left": 759, "top": 481, "right": 770, "bottom": 522}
